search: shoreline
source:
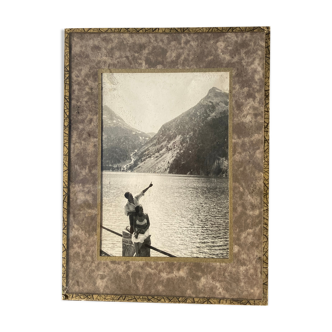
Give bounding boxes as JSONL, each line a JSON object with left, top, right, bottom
{"left": 102, "top": 171, "right": 228, "bottom": 179}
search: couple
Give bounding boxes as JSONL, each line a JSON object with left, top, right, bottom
{"left": 124, "top": 182, "right": 153, "bottom": 256}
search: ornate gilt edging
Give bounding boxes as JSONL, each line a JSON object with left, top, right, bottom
{"left": 62, "top": 293, "right": 265, "bottom": 305}
{"left": 62, "top": 29, "right": 70, "bottom": 294}
{"left": 64, "top": 27, "right": 266, "bottom": 34}
{"left": 62, "top": 27, "right": 270, "bottom": 305}
{"left": 262, "top": 27, "right": 270, "bottom": 305}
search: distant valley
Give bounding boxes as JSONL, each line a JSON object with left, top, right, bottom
{"left": 102, "top": 105, "right": 150, "bottom": 169}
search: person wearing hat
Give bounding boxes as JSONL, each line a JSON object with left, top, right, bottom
{"left": 124, "top": 182, "right": 153, "bottom": 233}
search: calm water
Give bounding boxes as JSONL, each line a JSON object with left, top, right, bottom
{"left": 101, "top": 172, "right": 229, "bottom": 258}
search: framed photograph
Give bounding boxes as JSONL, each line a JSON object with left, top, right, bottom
{"left": 63, "top": 27, "right": 269, "bottom": 305}
{"left": 98, "top": 68, "right": 233, "bottom": 263}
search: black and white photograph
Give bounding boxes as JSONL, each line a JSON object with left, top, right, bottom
{"left": 100, "top": 70, "right": 231, "bottom": 258}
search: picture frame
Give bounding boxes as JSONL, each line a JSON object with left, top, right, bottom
{"left": 62, "top": 27, "right": 269, "bottom": 305}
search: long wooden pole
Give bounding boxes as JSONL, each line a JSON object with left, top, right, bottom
{"left": 101, "top": 226, "right": 122, "bottom": 237}
{"left": 101, "top": 226, "right": 176, "bottom": 257}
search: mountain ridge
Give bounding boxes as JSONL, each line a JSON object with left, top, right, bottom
{"left": 102, "top": 105, "right": 151, "bottom": 168}
{"left": 129, "top": 87, "right": 229, "bottom": 176}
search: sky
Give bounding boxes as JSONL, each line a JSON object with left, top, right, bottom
{"left": 102, "top": 72, "right": 229, "bottom": 133}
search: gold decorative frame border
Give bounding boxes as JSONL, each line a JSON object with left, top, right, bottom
{"left": 62, "top": 27, "right": 270, "bottom": 305}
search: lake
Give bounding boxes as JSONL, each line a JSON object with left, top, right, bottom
{"left": 101, "top": 172, "right": 229, "bottom": 258}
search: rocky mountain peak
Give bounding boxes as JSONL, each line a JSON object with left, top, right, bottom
{"left": 130, "top": 87, "right": 229, "bottom": 176}
{"left": 102, "top": 106, "right": 151, "bottom": 169}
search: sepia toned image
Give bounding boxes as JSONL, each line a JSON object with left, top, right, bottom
{"left": 63, "top": 28, "right": 269, "bottom": 304}
{"left": 100, "top": 70, "right": 231, "bottom": 260}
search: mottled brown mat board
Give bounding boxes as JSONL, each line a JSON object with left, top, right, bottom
{"left": 62, "top": 27, "right": 269, "bottom": 305}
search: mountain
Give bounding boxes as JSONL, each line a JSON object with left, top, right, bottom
{"left": 129, "top": 87, "right": 229, "bottom": 176}
{"left": 102, "top": 105, "right": 151, "bottom": 168}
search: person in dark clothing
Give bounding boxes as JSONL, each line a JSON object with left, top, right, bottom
{"left": 132, "top": 205, "right": 150, "bottom": 256}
